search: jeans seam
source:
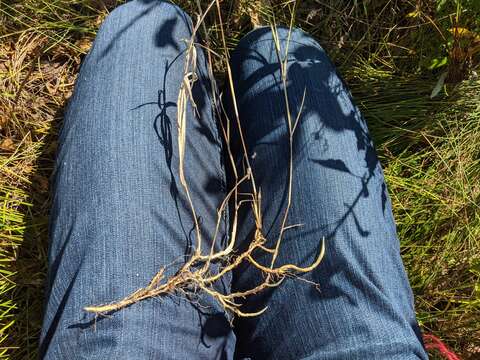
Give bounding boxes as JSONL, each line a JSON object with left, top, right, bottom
{"left": 202, "top": 85, "right": 230, "bottom": 275}
{"left": 236, "top": 27, "right": 324, "bottom": 53}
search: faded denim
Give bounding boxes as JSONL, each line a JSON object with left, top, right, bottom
{"left": 40, "top": 1, "right": 428, "bottom": 359}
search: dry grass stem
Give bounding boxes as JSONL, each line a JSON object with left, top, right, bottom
{"left": 84, "top": 1, "right": 325, "bottom": 319}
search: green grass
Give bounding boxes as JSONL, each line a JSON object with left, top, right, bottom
{"left": 1, "top": 0, "right": 479, "bottom": 358}
{"left": 352, "top": 66, "right": 480, "bottom": 354}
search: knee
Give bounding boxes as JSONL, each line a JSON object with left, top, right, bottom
{"left": 229, "top": 26, "right": 331, "bottom": 102}
{"left": 235, "top": 26, "right": 326, "bottom": 63}
{"left": 94, "top": 0, "right": 193, "bottom": 55}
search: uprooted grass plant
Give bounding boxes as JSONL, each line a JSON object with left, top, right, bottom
{"left": 84, "top": 0, "right": 325, "bottom": 319}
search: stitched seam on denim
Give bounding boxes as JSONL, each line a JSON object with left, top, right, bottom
{"left": 197, "top": 74, "right": 230, "bottom": 273}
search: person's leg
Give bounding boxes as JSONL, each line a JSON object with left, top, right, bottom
{"left": 225, "top": 27, "right": 427, "bottom": 359}
{"left": 41, "top": 1, "right": 234, "bottom": 358}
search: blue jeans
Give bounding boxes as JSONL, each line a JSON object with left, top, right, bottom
{"left": 40, "top": 1, "right": 427, "bottom": 359}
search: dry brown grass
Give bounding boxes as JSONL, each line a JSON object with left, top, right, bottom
{"left": 84, "top": 0, "right": 325, "bottom": 319}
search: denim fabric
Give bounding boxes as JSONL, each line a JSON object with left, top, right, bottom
{"left": 41, "top": 1, "right": 427, "bottom": 359}
{"left": 41, "top": 1, "right": 235, "bottom": 359}
{"left": 225, "top": 28, "right": 427, "bottom": 360}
